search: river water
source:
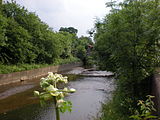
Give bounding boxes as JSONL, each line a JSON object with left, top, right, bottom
{"left": 0, "top": 72, "right": 115, "bottom": 120}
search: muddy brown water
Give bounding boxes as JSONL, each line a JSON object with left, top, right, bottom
{"left": 0, "top": 73, "right": 115, "bottom": 120}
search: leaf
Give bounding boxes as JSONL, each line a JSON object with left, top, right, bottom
{"left": 59, "top": 101, "right": 72, "bottom": 113}
{"left": 146, "top": 115, "right": 157, "bottom": 119}
{"left": 130, "top": 115, "right": 141, "bottom": 120}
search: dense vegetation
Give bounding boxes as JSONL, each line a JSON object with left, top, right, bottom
{"left": 94, "top": 0, "right": 160, "bottom": 119}
{"left": 1, "top": 0, "right": 159, "bottom": 119}
{"left": 0, "top": 1, "right": 93, "bottom": 73}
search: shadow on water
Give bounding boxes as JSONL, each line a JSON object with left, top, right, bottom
{"left": 0, "top": 74, "right": 115, "bottom": 120}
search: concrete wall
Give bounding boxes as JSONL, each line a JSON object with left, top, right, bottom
{"left": 152, "top": 68, "right": 160, "bottom": 114}
{"left": 0, "top": 62, "right": 82, "bottom": 85}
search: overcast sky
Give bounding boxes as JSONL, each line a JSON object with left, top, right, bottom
{"left": 6, "top": 0, "right": 110, "bottom": 37}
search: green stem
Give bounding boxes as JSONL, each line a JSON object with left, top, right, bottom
{"left": 54, "top": 82, "right": 57, "bottom": 88}
{"left": 54, "top": 97, "right": 60, "bottom": 120}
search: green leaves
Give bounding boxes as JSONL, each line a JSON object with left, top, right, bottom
{"left": 95, "top": 0, "right": 159, "bottom": 74}
{"left": 58, "top": 100, "right": 72, "bottom": 113}
{"left": 94, "top": 0, "right": 159, "bottom": 89}
{"left": 72, "top": 36, "right": 93, "bottom": 63}
{"left": 59, "top": 27, "right": 78, "bottom": 35}
{"left": 130, "top": 95, "right": 157, "bottom": 120}
{"left": 94, "top": 0, "right": 160, "bottom": 117}
{"left": 0, "top": 1, "right": 82, "bottom": 65}
{"left": 34, "top": 72, "right": 76, "bottom": 117}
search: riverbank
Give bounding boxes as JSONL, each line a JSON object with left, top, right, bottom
{"left": 0, "top": 57, "right": 80, "bottom": 74}
{"left": 95, "top": 76, "right": 153, "bottom": 120}
{"left": 0, "top": 62, "right": 82, "bottom": 85}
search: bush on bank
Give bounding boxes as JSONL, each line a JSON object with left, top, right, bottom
{"left": 94, "top": 0, "right": 160, "bottom": 119}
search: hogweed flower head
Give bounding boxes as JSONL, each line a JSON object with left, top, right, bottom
{"left": 34, "top": 72, "right": 76, "bottom": 114}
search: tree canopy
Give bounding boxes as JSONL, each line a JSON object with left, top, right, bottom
{"left": 94, "top": 0, "right": 160, "bottom": 117}
{"left": 0, "top": 1, "right": 92, "bottom": 65}
{"left": 59, "top": 27, "right": 78, "bottom": 34}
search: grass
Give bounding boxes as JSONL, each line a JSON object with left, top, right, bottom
{"left": 98, "top": 100, "right": 129, "bottom": 120}
{"left": 0, "top": 57, "right": 80, "bottom": 74}
{"left": 0, "top": 64, "right": 48, "bottom": 74}
{"left": 96, "top": 92, "right": 130, "bottom": 120}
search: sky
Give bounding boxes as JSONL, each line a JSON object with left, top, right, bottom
{"left": 6, "top": 0, "right": 110, "bottom": 37}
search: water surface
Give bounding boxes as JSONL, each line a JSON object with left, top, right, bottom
{"left": 0, "top": 75, "right": 114, "bottom": 120}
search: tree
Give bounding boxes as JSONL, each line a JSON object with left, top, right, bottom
{"left": 94, "top": 0, "right": 160, "bottom": 116}
{"left": 0, "top": 13, "right": 8, "bottom": 63}
{"left": 72, "top": 36, "right": 93, "bottom": 63}
{"left": 0, "top": 18, "right": 36, "bottom": 64}
{"left": 59, "top": 27, "right": 78, "bottom": 34}
{"left": 0, "top": 1, "right": 82, "bottom": 65}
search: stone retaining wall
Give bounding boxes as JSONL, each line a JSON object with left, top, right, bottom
{"left": 0, "top": 62, "right": 82, "bottom": 85}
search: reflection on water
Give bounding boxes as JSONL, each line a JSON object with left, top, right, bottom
{"left": 0, "top": 75, "right": 114, "bottom": 120}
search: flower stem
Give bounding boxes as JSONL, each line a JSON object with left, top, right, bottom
{"left": 54, "top": 97, "right": 60, "bottom": 120}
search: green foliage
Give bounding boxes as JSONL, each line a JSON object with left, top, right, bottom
{"left": 95, "top": 77, "right": 152, "bottom": 120}
{"left": 55, "top": 32, "right": 76, "bottom": 59}
{"left": 0, "top": 14, "right": 8, "bottom": 63}
{"left": 72, "top": 36, "right": 93, "bottom": 62}
{"left": 34, "top": 72, "right": 76, "bottom": 120}
{"left": 130, "top": 95, "right": 157, "bottom": 120}
{"left": 85, "top": 56, "right": 95, "bottom": 68}
{"left": 97, "top": 100, "right": 129, "bottom": 120}
{"left": 0, "top": 1, "right": 86, "bottom": 66}
{"left": 59, "top": 27, "right": 78, "bottom": 34}
{"left": 53, "top": 57, "right": 80, "bottom": 65}
{"left": 94, "top": 0, "right": 160, "bottom": 118}
{"left": 58, "top": 100, "right": 72, "bottom": 113}
{"left": 0, "top": 14, "right": 7, "bottom": 47}
{"left": 95, "top": 0, "right": 159, "bottom": 73}
{"left": 4, "top": 18, "right": 35, "bottom": 64}
{"left": 0, "top": 57, "right": 79, "bottom": 74}
{"left": 0, "top": 63, "right": 48, "bottom": 74}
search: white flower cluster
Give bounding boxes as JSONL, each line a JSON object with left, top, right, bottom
{"left": 34, "top": 72, "right": 76, "bottom": 111}
{"left": 48, "top": 72, "right": 68, "bottom": 83}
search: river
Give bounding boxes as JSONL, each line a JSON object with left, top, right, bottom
{"left": 0, "top": 69, "right": 115, "bottom": 120}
